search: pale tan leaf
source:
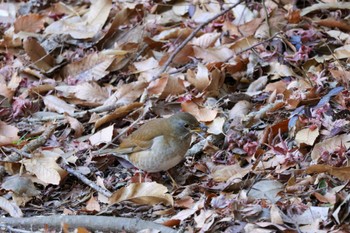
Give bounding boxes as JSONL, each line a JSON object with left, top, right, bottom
{"left": 89, "top": 125, "right": 114, "bottom": 146}
{"left": 86, "top": 196, "right": 101, "bottom": 212}
{"left": 62, "top": 53, "right": 115, "bottom": 82}
{"left": 103, "top": 81, "right": 148, "bottom": 107}
{"left": 43, "top": 95, "right": 75, "bottom": 116}
{"left": 191, "top": 32, "right": 220, "bottom": 48}
{"left": 0, "top": 121, "right": 19, "bottom": 146}
{"left": 182, "top": 100, "right": 217, "bottom": 122}
{"left": 65, "top": 115, "right": 84, "bottom": 138}
{"left": 109, "top": 182, "right": 173, "bottom": 206}
{"left": 247, "top": 180, "right": 283, "bottom": 203}
{"left": 295, "top": 128, "right": 319, "bottom": 146}
{"left": 311, "top": 134, "right": 350, "bottom": 161}
{"left": 207, "top": 117, "right": 225, "bottom": 135}
{"left": 210, "top": 164, "right": 251, "bottom": 182}
{"left": 22, "top": 150, "right": 67, "bottom": 185}
{"left": 45, "top": 0, "right": 112, "bottom": 39}
{"left": 193, "top": 46, "right": 234, "bottom": 63}
{"left": 186, "top": 63, "right": 210, "bottom": 91}
{"left": 0, "top": 196, "right": 23, "bottom": 218}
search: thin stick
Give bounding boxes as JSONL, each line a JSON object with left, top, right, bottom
{"left": 62, "top": 164, "right": 112, "bottom": 198}
{"left": 152, "top": 0, "right": 246, "bottom": 81}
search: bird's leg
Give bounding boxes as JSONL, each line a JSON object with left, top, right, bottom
{"left": 166, "top": 171, "right": 179, "bottom": 189}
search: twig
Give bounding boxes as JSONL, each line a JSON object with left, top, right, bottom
{"left": 6, "top": 123, "right": 57, "bottom": 162}
{"left": 152, "top": 0, "right": 246, "bottom": 81}
{"left": 61, "top": 163, "right": 112, "bottom": 198}
{"left": 0, "top": 215, "right": 177, "bottom": 233}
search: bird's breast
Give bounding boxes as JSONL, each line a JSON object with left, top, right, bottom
{"left": 128, "top": 135, "right": 191, "bottom": 172}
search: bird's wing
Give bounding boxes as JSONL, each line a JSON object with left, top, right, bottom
{"left": 118, "top": 118, "right": 170, "bottom": 152}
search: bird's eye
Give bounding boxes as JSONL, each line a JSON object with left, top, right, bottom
{"left": 184, "top": 123, "right": 190, "bottom": 128}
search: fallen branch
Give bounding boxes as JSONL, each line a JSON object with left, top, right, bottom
{"left": 0, "top": 215, "right": 177, "bottom": 233}
{"left": 61, "top": 163, "right": 112, "bottom": 198}
{"left": 152, "top": 0, "right": 245, "bottom": 81}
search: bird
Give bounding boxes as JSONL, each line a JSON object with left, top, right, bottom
{"left": 98, "top": 112, "right": 205, "bottom": 174}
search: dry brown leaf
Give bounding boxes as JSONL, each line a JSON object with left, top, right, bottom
{"left": 14, "top": 14, "right": 46, "bottom": 33}
{"left": 45, "top": 0, "right": 112, "bottom": 39}
{"left": 147, "top": 75, "right": 186, "bottom": 99}
{"left": 103, "top": 81, "right": 147, "bottom": 107}
{"left": 0, "top": 196, "right": 23, "bottom": 218}
{"left": 43, "top": 95, "right": 76, "bottom": 116}
{"left": 306, "top": 165, "right": 350, "bottom": 181}
{"left": 0, "top": 121, "right": 19, "bottom": 146}
{"left": 109, "top": 182, "right": 173, "bottom": 206}
{"left": 23, "top": 38, "right": 55, "bottom": 72}
{"left": 181, "top": 100, "right": 217, "bottom": 122}
{"left": 22, "top": 149, "right": 67, "bottom": 185}
{"left": 86, "top": 196, "right": 101, "bottom": 212}
{"left": 56, "top": 82, "right": 109, "bottom": 107}
{"left": 186, "top": 63, "right": 210, "bottom": 92}
{"left": 134, "top": 57, "right": 161, "bottom": 82}
{"left": 295, "top": 128, "right": 319, "bottom": 146}
{"left": 65, "top": 115, "right": 84, "bottom": 138}
{"left": 62, "top": 53, "right": 115, "bottom": 82}
{"left": 193, "top": 46, "right": 233, "bottom": 63}
{"left": 211, "top": 163, "right": 251, "bottom": 182}
{"left": 247, "top": 180, "right": 283, "bottom": 203}
{"left": 311, "top": 134, "right": 350, "bottom": 161}
{"left": 191, "top": 32, "right": 220, "bottom": 48}
{"left": 94, "top": 102, "right": 143, "bottom": 129}
{"left": 2, "top": 175, "right": 41, "bottom": 197}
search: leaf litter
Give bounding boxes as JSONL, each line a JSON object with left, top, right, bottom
{"left": 0, "top": 0, "right": 350, "bottom": 232}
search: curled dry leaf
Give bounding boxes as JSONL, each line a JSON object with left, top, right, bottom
{"left": 148, "top": 75, "right": 186, "bottom": 99}
{"left": 103, "top": 81, "right": 148, "bottom": 107}
{"left": 45, "top": 0, "right": 112, "bottom": 39}
{"left": 295, "top": 127, "right": 319, "bottom": 146}
{"left": 306, "top": 164, "right": 350, "bottom": 181}
{"left": 56, "top": 82, "right": 109, "bottom": 107}
{"left": 181, "top": 100, "right": 217, "bottom": 122}
{"left": 62, "top": 53, "right": 115, "bottom": 83}
{"left": 0, "top": 121, "right": 19, "bottom": 146}
{"left": 94, "top": 102, "right": 143, "bottom": 129}
{"left": 23, "top": 38, "right": 55, "bottom": 72}
{"left": 247, "top": 180, "right": 284, "bottom": 204}
{"left": 207, "top": 117, "right": 225, "bottom": 135}
{"left": 311, "top": 134, "right": 350, "bottom": 161}
{"left": 85, "top": 196, "right": 101, "bottom": 212}
{"left": 89, "top": 125, "right": 114, "bottom": 146}
{"left": 109, "top": 182, "right": 173, "bottom": 206}
{"left": 14, "top": 13, "right": 46, "bottom": 33}
{"left": 22, "top": 149, "right": 67, "bottom": 185}
{"left": 210, "top": 164, "right": 252, "bottom": 182}
{"left": 186, "top": 63, "right": 210, "bottom": 92}
{"left": 43, "top": 95, "right": 75, "bottom": 116}
{"left": 65, "top": 114, "right": 84, "bottom": 138}
{"left": 0, "top": 196, "right": 23, "bottom": 218}
{"left": 2, "top": 175, "right": 41, "bottom": 197}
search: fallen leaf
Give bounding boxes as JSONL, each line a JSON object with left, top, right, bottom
{"left": 0, "top": 196, "right": 23, "bottom": 218}
{"left": 311, "top": 134, "right": 350, "bottom": 161}
{"left": 247, "top": 180, "right": 283, "bottom": 204}
{"left": 0, "top": 121, "right": 19, "bottom": 146}
{"left": 109, "top": 182, "right": 173, "bottom": 206}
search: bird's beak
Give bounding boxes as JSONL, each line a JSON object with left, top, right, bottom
{"left": 191, "top": 123, "right": 208, "bottom": 133}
